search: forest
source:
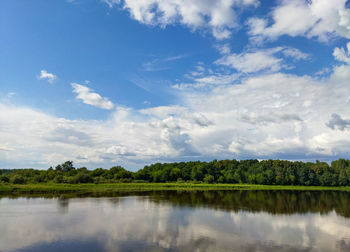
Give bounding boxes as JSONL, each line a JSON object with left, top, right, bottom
{"left": 1, "top": 159, "right": 350, "bottom": 186}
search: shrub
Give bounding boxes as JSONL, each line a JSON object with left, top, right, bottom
{"left": 204, "top": 174, "right": 215, "bottom": 184}
{"left": 0, "top": 175, "right": 10, "bottom": 183}
{"left": 74, "top": 173, "right": 94, "bottom": 183}
{"left": 176, "top": 178, "right": 184, "bottom": 183}
{"left": 54, "top": 175, "right": 64, "bottom": 183}
{"left": 11, "top": 175, "right": 25, "bottom": 184}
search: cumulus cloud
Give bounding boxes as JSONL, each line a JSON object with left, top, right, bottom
{"left": 38, "top": 70, "right": 57, "bottom": 83}
{"left": 247, "top": 0, "right": 350, "bottom": 41}
{"left": 103, "top": 0, "right": 259, "bottom": 39}
{"left": 3, "top": 57, "right": 350, "bottom": 169}
{"left": 180, "top": 70, "right": 350, "bottom": 157}
{"left": 0, "top": 103, "right": 208, "bottom": 169}
{"left": 71, "top": 83, "right": 114, "bottom": 110}
{"left": 2, "top": 196, "right": 349, "bottom": 252}
{"left": 4, "top": 40, "right": 350, "bottom": 169}
{"left": 333, "top": 42, "right": 350, "bottom": 64}
{"left": 214, "top": 47, "right": 309, "bottom": 73}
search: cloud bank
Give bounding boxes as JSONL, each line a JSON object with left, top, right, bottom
{"left": 2, "top": 49, "right": 350, "bottom": 169}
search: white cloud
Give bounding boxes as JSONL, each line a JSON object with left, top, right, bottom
{"left": 38, "top": 70, "right": 57, "bottom": 83}
{"left": 282, "top": 47, "right": 310, "bottom": 60}
{"left": 71, "top": 83, "right": 114, "bottom": 110}
{"left": 214, "top": 47, "right": 309, "bottom": 73}
{"left": 3, "top": 43, "right": 350, "bottom": 168}
{"left": 3, "top": 58, "right": 350, "bottom": 168}
{"left": 103, "top": 0, "right": 259, "bottom": 39}
{"left": 333, "top": 42, "right": 350, "bottom": 64}
{"left": 179, "top": 68, "right": 350, "bottom": 157}
{"left": 247, "top": 0, "right": 350, "bottom": 41}
{"left": 215, "top": 43, "right": 231, "bottom": 55}
{"left": 215, "top": 48, "right": 283, "bottom": 73}
{"left": 2, "top": 197, "right": 349, "bottom": 252}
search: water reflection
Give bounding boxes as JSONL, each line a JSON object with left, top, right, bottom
{"left": 148, "top": 190, "right": 350, "bottom": 217}
{"left": 0, "top": 191, "right": 350, "bottom": 252}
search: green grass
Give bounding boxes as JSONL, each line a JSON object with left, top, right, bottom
{"left": 1, "top": 183, "right": 350, "bottom": 196}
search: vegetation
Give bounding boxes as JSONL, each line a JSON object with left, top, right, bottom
{"left": 1, "top": 158, "right": 350, "bottom": 187}
{"left": 1, "top": 183, "right": 350, "bottom": 197}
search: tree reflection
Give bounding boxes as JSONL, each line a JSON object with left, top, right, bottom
{"left": 147, "top": 190, "right": 350, "bottom": 217}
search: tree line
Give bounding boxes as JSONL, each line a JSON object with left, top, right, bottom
{"left": 1, "top": 159, "right": 350, "bottom": 186}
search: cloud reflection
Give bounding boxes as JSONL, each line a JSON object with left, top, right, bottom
{"left": 0, "top": 194, "right": 349, "bottom": 252}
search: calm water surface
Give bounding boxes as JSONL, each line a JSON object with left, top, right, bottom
{"left": 1, "top": 190, "right": 350, "bottom": 252}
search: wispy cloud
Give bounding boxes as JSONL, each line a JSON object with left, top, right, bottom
{"left": 142, "top": 54, "right": 187, "bottom": 72}
{"left": 7, "top": 92, "right": 15, "bottom": 98}
{"left": 164, "top": 54, "right": 187, "bottom": 62}
{"left": 71, "top": 83, "right": 114, "bottom": 110}
{"left": 100, "top": 0, "right": 120, "bottom": 8}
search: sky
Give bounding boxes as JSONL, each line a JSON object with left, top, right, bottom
{"left": 1, "top": 0, "right": 350, "bottom": 170}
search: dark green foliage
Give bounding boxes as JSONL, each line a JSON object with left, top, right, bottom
{"left": 204, "top": 174, "right": 215, "bottom": 184}
{"left": 11, "top": 175, "right": 25, "bottom": 184}
{"left": 0, "top": 175, "right": 10, "bottom": 183}
{"left": 132, "top": 159, "right": 350, "bottom": 186}
{"left": 73, "top": 173, "right": 94, "bottom": 184}
{"left": 2, "top": 159, "right": 350, "bottom": 186}
{"left": 54, "top": 175, "right": 64, "bottom": 183}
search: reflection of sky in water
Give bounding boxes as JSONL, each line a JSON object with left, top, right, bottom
{"left": 0, "top": 196, "right": 350, "bottom": 252}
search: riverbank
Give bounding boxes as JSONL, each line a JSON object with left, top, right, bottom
{"left": 1, "top": 183, "right": 350, "bottom": 195}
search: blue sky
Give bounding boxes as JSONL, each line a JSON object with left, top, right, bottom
{"left": 1, "top": 0, "right": 350, "bottom": 169}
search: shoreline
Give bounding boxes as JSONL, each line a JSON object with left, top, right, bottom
{"left": 1, "top": 183, "right": 350, "bottom": 196}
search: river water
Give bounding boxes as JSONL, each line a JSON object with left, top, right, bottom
{"left": 0, "top": 190, "right": 350, "bottom": 251}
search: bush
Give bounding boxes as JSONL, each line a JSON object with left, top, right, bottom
{"left": 32, "top": 175, "right": 45, "bottom": 183}
{"left": 54, "top": 175, "right": 64, "bottom": 183}
{"left": 64, "top": 177, "right": 74, "bottom": 184}
{"left": 118, "top": 178, "right": 132, "bottom": 183}
{"left": 176, "top": 178, "right": 184, "bottom": 183}
{"left": 217, "top": 176, "right": 225, "bottom": 183}
{"left": 204, "top": 174, "right": 215, "bottom": 184}
{"left": 73, "top": 173, "right": 94, "bottom": 184}
{"left": 133, "top": 180, "right": 147, "bottom": 183}
{"left": 11, "top": 175, "right": 25, "bottom": 184}
{"left": 0, "top": 175, "right": 10, "bottom": 183}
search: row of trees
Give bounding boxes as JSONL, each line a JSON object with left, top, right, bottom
{"left": 1, "top": 159, "right": 350, "bottom": 186}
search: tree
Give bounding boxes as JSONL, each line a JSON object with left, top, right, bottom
{"left": 73, "top": 173, "right": 94, "bottom": 183}
{"left": 204, "top": 174, "right": 214, "bottom": 184}
{"left": 61, "top": 161, "right": 75, "bottom": 172}
{"left": 0, "top": 175, "right": 10, "bottom": 183}
{"left": 11, "top": 175, "right": 25, "bottom": 184}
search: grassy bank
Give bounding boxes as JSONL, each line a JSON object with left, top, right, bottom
{"left": 1, "top": 183, "right": 350, "bottom": 196}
